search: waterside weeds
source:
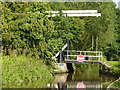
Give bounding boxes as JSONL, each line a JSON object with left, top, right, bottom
{"left": 2, "top": 54, "right": 53, "bottom": 88}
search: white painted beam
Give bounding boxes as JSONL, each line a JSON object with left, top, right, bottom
{"left": 64, "top": 55, "right": 102, "bottom": 57}
{"left": 55, "top": 43, "right": 68, "bottom": 57}
{"left": 47, "top": 13, "right": 101, "bottom": 17}
{"left": 62, "top": 10, "right": 98, "bottom": 13}
{"left": 55, "top": 51, "right": 60, "bottom": 57}
{"left": 66, "top": 13, "right": 101, "bottom": 17}
{"left": 46, "top": 10, "right": 98, "bottom": 14}
{"left": 62, "top": 43, "right": 68, "bottom": 51}
{"left": 45, "top": 11, "right": 57, "bottom": 13}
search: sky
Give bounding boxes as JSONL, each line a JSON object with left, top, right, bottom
{"left": 113, "top": 0, "right": 120, "bottom": 7}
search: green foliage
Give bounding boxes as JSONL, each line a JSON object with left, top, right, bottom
{"left": 104, "top": 61, "right": 119, "bottom": 69}
{"left": 2, "top": 2, "right": 119, "bottom": 61}
{"left": 113, "top": 80, "right": 120, "bottom": 88}
{"left": 2, "top": 2, "right": 120, "bottom": 88}
{"left": 2, "top": 2, "right": 54, "bottom": 60}
{"left": 2, "top": 54, "right": 53, "bottom": 87}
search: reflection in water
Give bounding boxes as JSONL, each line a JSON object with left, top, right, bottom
{"left": 77, "top": 82, "right": 85, "bottom": 88}
{"left": 47, "top": 73, "right": 68, "bottom": 88}
{"left": 47, "top": 65, "right": 117, "bottom": 89}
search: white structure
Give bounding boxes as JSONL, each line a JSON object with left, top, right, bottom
{"left": 118, "top": 1, "right": 120, "bottom": 9}
{"left": 46, "top": 10, "right": 101, "bottom": 17}
{"left": 47, "top": 10, "right": 102, "bottom": 62}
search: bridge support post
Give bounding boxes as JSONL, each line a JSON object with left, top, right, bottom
{"left": 66, "top": 63, "right": 74, "bottom": 72}
{"left": 67, "top": 40, "right": 69, "bottom": 59}
{"left": 58, "top": 51, "right": 65, "bottom": 63}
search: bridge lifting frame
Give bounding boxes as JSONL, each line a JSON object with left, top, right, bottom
{"left": 63, "top": 50, "right": 103, "bottom": 64}
{"left": 46, "top": 10, "right": 101, "bottom": 63}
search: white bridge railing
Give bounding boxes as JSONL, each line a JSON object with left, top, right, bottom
{"left": 63, "top": 50, "right": 103, "bottom": 61}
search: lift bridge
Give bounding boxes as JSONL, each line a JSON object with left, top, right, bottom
{"left": 47, "top": 10, "right": 103, "bottom": 64}
{"left": 52, "top": 43, "right": 103, "bottom": 64}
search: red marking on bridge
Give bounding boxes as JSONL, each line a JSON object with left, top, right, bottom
{"left": 77, "top": 55, "right": 85, "bottom": 62}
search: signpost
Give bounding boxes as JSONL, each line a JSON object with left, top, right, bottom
{"left": 77, "top": 55, "right": 85, "bottom": 62}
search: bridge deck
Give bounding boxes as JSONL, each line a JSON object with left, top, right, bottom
{"left": 65, "top": 60, "right": 101, "bottom": 64}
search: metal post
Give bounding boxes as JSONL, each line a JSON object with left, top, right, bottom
{"left": 99, "top": 52, "right": 100, "bottom": 61}
{"left": 96, "top": 36, "right": 98, "bottom": 51}
{"left": 60, "top": 51, "right": 62, "bottom": 63}
{"left": 100, "top": 52, "right": 102, "bottom": 61}
{"left": 67, "top": 40, "right": 69, "bottom": 60}
{"left": 80, "top": 51, "right": 81, "bottom": 55}
{"left": 102, "top": 52, "right": 103, "bottom": 61}
{"left": 92, "top": 35, "right": 94, "bottom": 51}
{"left": 85, "top": 51, "right": 86, "bottom": 55}
{"left": 96, "top": 37, "right": 98, "bottom": 60}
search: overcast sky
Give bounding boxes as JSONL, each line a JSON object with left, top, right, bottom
{"left": 113, "top": 0, "right": 120, "bottom": 7}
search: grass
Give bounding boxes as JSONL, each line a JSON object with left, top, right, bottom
{"left": 101, "top": 56, "right": 120, "bottom": 69}
{"left": 2, "top": 54, "right": 53, "bottom": 88}
{"left": 113, "top": 79, "right": 120, "bottom": 88}
{"left": 104, "top": 61, "right": 119, "bottom": 69}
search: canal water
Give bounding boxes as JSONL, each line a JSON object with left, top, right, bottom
{"left": 46, "top": 64, "right": 118, "bottom": 89}
{"left": 5, "top": 64, "right": 118, "bottom": 88}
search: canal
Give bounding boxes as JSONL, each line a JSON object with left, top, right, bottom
{"left": 5, "top": 64, "right": 118, "bottom": 88}
{"left": 46, "top": 64, "right": 118, "bottom": 89}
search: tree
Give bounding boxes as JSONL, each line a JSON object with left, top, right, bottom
{"left": 2, "top": 2, "right": 118, "bottom": 61}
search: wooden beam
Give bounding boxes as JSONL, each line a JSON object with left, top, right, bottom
{"left": 46, "top": 10, "right": 98, "bottom": 14}
{"left": 47, "top": 13, "right": 101, "bottom": 17}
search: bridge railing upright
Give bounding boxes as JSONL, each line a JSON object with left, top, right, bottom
{"left": 63, "top": 50, "right": 103, "bottom": 62}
